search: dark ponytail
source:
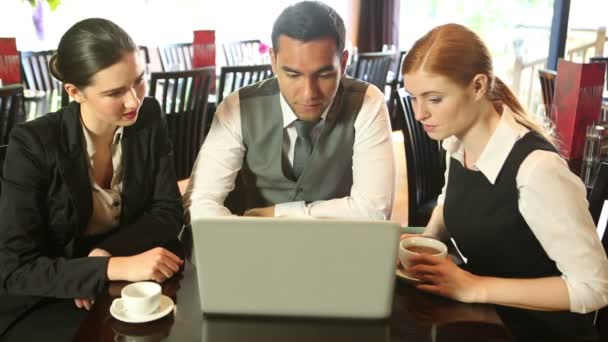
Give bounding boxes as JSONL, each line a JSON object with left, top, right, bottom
{"left": 50, "top": 18, "right": 136, "bottom": 88}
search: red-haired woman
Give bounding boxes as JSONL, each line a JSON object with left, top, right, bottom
{"left": 401, "top": 23, "right": 608, "bottom": 339}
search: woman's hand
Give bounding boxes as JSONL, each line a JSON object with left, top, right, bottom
{"left": 408, "top": 253, "right": 485, "bottom": 303}
{"left": 74, "top": 248, "right": 113, "bottom": 309}
{"left": 88, "top": 248, "right": 111, "bottom": 257}
{"left": 74, "top": 298, "right": 94, "bottom": 310}
{"left": 244, "top": 206, "right": 275, "bottom": 217}
{"left": 107, "top": 247, "right": 184, "bottom": 283}
{"left": 400, "top": 233, "right": 421, "bottom": 240}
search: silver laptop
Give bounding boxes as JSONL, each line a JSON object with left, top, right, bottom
{"left": 191, "top": 217, "right": 400, "bottom": 319}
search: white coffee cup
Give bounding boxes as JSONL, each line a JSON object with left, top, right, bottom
{"left": 121, "top": 282, "right": 162, "bottom": 316}
{"left": 399, "top": 236, "right": 448, "bottom": 275}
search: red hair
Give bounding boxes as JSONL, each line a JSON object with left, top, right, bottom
{"left": 402, "top": 23, "right": 555, "bottom": 145}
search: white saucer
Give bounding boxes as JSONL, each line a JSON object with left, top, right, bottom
{"left": 110, "top": 295, "right": 174, "bottom": 323}
{"left": 395, "top": 265, "right": 420, "bottom": 284}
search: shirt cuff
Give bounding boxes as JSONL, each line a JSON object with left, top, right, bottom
{"left": 274, "top": 201, "right": 307, "bottom": 217}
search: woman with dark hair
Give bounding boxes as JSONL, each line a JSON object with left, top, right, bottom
{"left": 400, "top": 23, "right": 608, "bottom": 339}
{"left": 0, "top": 18, "right": 183, "bottom": 339}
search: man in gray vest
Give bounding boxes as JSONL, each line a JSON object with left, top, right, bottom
{"left": 184, "top": 1, "right": 395, "bottom": 220}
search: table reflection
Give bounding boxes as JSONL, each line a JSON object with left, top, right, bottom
{"left": 201, "top": 316, "right": 388, "bottom": 342}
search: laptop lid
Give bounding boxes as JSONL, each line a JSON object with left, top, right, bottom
{"left": 191, "top": 217, "right": 400, "bottom": 319}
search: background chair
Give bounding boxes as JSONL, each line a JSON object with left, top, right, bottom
{"left": 149, "top": 67, "right": 214, "bottom": 180}
{"left": 158, "top": 43, "right": 193, "bottom": 72}
{"left": 590, "top": 57, "right": 608, "bottom": 89}
{"left": 349, "top": 51, "right": 395, "bottom": 91}
{"left": 222, "top": 39, "right": 266, "bottom": 66}
{"left": 387, "top": 50, "right": 408, "bottom": 130}
{"left": 19, "top": 50, "right": 61, "bottom": 92}
{"left": 397, "top": 88, "right": 446, "bottom": 226}
{"left": 217, "top": 64, "right": 274, "bottom": 104}
{"left": 0, "top": 144, "right": 6, "bottom": 194}
{"left": 19, "top": 50, "right": 69, "bottom": 107}
{"left": 138, "top": 45, "right": 150, "bottom": 65}
{"left": 0, "top": 84, "right": 25, "bottom": 145}
{"left": 587, "top": 162, "right": 608, "bottom": 339}
{"left": 538, "top": 69, "right": 557, "bottom": 116}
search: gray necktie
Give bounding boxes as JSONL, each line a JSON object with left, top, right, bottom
{"left": 292, "top": 119, "right": 318, "bottom": 179}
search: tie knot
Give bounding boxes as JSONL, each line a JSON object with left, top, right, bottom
{"left": 294, "top": 120, "right": 318, "bottom": 141}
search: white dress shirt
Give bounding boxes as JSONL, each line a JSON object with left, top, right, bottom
{"left": 437, "top": 108, "right": 608, "bottom": 314}
{"left": 183, "top": 83, "right": 395, "bottom": 220}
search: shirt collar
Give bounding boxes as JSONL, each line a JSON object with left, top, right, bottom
{"left": 81, "top": 121, "right": 124, "bottom": 158}
{"left": 280, "top": 92, "right": 331, "bottom": 129}
{"left": 441, "top": 107, "right": 529, "bottom": 184}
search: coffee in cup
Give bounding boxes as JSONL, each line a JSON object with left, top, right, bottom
{"left": 398, "top": 236, "right": 447, "bottom": 276}
{"left": 121, "top": 282, "right": 162, "bottom": 316}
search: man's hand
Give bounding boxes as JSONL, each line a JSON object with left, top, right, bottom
{"left": 244, "top": 206, "right": 275, "bottom": 217}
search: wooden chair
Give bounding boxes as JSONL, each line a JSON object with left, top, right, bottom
{"left": 397, "top": 88, "right": 446, "bottom": 226}
{"left": 138, "top": 45, "right": 150, "bottom": 65}
{"left": 222, "top": 40, "right": 264, "bottom": 66}
{"left": 19, "top": 50, "right": 69, "bottom": 106}
{"left": 19, "top": 50, "right": 61, "bottom": 92}
{"left": 157, "top": 43, "right": 193, "bottom": 72}
{"left": 538, "top": 69, "right": 557, "bottom": 116}
{"left": 349, "top": 51, "right": 395, "bottom": 91}
{"left": 149, "top": 67, "right": 214, "bottom": 180}
{"left": 590, "top": 57, "right": 608, "bottom": 91}
{"left": 0, "top": 84, "right": 25, "bottom": 145}
{"left": 217, "top": 64, "right": 274, "bottom": 103}
{"left": 0, "top": 144, "right": 6, "bottom": 195}
{"left": 587, "top": 162, "right": 608, "bottom": 338}
{"left": 387, "top": 50, "right": 408, "bottom": 130}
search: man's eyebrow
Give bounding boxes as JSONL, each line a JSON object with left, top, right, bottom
{"left": 281, "top": 64, "right": 336, "bottom": 75}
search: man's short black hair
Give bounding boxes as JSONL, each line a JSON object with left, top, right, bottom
{"left": 271, "top": 1, "right": 345, "bottom": 54}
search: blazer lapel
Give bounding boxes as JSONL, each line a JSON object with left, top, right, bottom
{"left": 57, "top": 103, "right": 92, "bottom": 234}
{"left": 120, "top": 124, "right": 148, "bottom": 223}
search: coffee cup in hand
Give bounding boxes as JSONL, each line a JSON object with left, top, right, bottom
{"left": 398, "top": 236, "right": 447, "bottom": 277}
{"left": 121, "top": 282, "right": 162, "bottom": 316}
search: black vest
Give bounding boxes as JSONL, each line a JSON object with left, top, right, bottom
{"left": 444, "top": 131, "right": 597, "bottom": 340}
{"left": 444, "top": 132, "right": 558, "bottom": 278}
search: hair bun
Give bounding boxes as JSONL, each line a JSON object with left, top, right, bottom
{"left": 48, "top": 54, "right": 64, "bottom": 83}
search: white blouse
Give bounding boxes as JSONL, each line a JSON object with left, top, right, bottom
{"left": 81, "top": 124, "right": 124, "bottom": 236}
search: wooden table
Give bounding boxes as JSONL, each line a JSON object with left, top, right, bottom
{"left": 74, "top": 262, "right": 511, "bottom": 342}
{"left": 66, "top": 226, "right": 606, "bottom": 341}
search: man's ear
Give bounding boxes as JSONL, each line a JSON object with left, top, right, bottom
{"left": 64, "top": 83, "right": 84, "bottom": 103}
{"left": 339, "top": 50, "right": 349, "bottom": 76}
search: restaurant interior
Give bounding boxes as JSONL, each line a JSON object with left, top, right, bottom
{"left": 1, "top": 0, "right": 608, "bottom": 341}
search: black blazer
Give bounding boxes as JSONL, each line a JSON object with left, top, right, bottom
{"left": 0, "top": 97, "right": 184, "bottom": 335}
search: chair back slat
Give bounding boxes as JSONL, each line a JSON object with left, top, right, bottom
{"left": 217, "top": 64, "right": 274, "bottom": 104}
{"left": 19, "top": 50, "right": 69, "bottom": 106}
{"left": 149, "top": 68, "right": 214, "bottom": 180}
{"left": 0, "top": 144, "right": 7, "bottom": 195}
{"left": 350, "top": 52, "right": 395, "bottom": 91}
{"left": 158, "top": 43, "right": 193, "bottom": 71}
{"left": 19, "top": 50, "right": 61, "bottom": 92}
{"left": 538, "top": 69, "right": 557, "bottom": 116}
{"left": 397, "top": 88, "right": 446, "bottom": 225}
{"left": 223, "top": 40, "right": 264, "bottom": 66}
